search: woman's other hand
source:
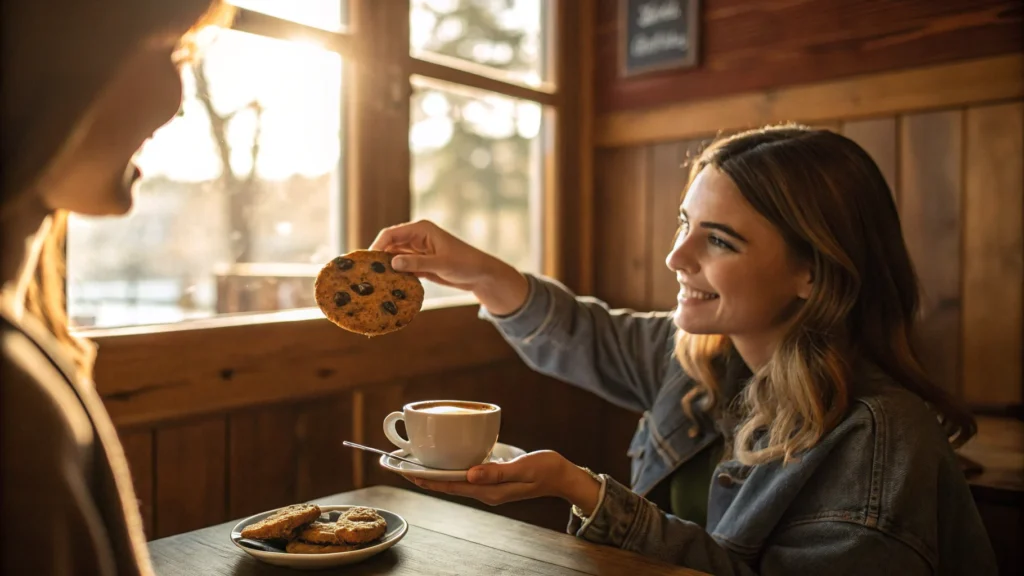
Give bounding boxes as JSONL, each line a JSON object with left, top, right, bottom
{"left": 404, "top": 450, "right": 603, "bottom": 514}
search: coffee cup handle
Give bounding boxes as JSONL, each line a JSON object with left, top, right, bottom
{"left": 383, "top": 412, "right": 412, "bottom": 453}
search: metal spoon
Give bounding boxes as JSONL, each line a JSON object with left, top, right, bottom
{"left": 342, "top": 440, "right": 451, "bottom": 470}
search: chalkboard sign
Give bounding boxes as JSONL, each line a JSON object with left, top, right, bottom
{"left": 620, "top": 0, "right": 700, "bottom": 77}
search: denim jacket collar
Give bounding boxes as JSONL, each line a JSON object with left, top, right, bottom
{"left": 631, "top": 352, "right": 751, "bottom": 497}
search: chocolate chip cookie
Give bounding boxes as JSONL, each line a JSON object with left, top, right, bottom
{"left": 240, "top": 504, "right": 321, "bottom": 540}
{"left": 297, "top": 521, "right": 343, "bottom": 545}
{"left": 314, "top": 250, "right": 424, "bottom": 337}
{"left": 335, "top": 507, "right": 388, "bottom": 544}
{"left": 285, "top": 541, "right": 357, "bottom": 554}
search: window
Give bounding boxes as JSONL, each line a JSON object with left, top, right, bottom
{"left": 408, "top": 0, "right": 553, "bottom": 301}
{"left": 67, "top": 6, "right": 346, "bottom": 329}
{"left": 410, "top": 79, "right": 545, "bottom": 300}
{"left": 67, "top": 0, "right": 565, "bottom": 331}
{"left": 410, "top": 0, "right": 549, "bottom": 88}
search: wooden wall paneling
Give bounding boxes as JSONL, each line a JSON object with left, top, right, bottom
{"left": 295, "top": 393, "right": 357, "bottom": 501}
{"left": 594, "top": 147, "right": 651, "bottom": 309}
{"left": 649, "top": 139, "right": 710, "bottom": 311}
{"left": 227, "top": 405, "right": 299, "bottom": 518}
{"left": 118, "top": 429, "right": 154, "bottom": 538}
{"left": 154, "top": 418, "right": 227, "bottom": 538}
{"left": 899, "top": 110, "right": 963, "bottom": 395}
{"left": 360, "top": 382, "right": 407, "bottom": 488}
{"left": 595, "top": 54, "right": 1024, "bottom": 148}
{"left": 489, "top": 364, "right": 607, "bottom": 533}
{"left": 841, "top": 117, "right": 899, "bottom": 198}
{"left": 811, "top": 122, "right": 842, "bottom": 133}
{"left": 595, "top": 0, "right": 1023, "bottom": 113}
{"left": 576, "top": 0, "right": 596, "bottom": 295}
{"left": 601, "top": 403, "right": 641, "bottom": 488}
{"left": 963, "top": 102, "right": 1024, "bottom": 406}
{"left": 648, "top": 141, "right": 686, "bottom": 312}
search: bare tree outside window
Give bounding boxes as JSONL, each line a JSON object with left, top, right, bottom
{"left": 67, "top": 28, "right": 343, "bottom": 329}
{"left": 410, "top": 0, "right": 547, "bottom": 300}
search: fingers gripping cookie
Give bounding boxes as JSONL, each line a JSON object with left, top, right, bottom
{"left": 314, "top": 250, "right": 424, "bottom": 337}
{"left": 335, "top": 507, "right": 387, "bottom": 544}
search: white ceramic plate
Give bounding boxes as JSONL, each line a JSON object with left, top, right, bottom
{"left": 378, "top": 442, "right": 527, "bottom": 481}
{"left": 230, "top": 505, "right": 407, "bottom": 570}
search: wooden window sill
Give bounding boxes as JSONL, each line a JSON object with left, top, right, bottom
{"left": 90, "top": 297, "right": 515, "bottom": 429}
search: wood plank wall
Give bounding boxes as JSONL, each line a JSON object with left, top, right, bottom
{"left": 594, "top": 102, "right": 1024, "bottom": 407}
{"left": 595, "top": 0, "right": 1023, "bottom": 113}
{"left": 115, "top": 358, "right": 639, "bottom": 540}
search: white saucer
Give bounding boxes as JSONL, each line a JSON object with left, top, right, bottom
{"left": 379, "top": 442, "right": 527, "bottom": 481}
{"left": 230, "top": 505, "right": 407, "bottom": 570}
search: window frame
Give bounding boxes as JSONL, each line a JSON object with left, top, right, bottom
{"left": 72, "top": 0, "right": 593, "bottom": 425}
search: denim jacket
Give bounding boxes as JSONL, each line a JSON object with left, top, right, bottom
{"left": 479, "top": 274, "right": 998, "bottom": 575}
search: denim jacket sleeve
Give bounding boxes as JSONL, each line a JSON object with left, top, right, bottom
{"left": 574, "top": 476, "right": 931, "bottom": 575}
{"left": 478, "top": 273, "right": 678, "bottom": 413}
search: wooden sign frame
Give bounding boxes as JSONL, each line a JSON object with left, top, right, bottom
{"left": 619, "top": 0, "right": 700, "bottom": 78}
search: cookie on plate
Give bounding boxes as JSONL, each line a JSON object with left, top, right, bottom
{"left": 335, "top": 507, "right": 387, "bottom": 544}
{"left": 314, "top": 250, "right": 425, "bottom": 337}
{"left": 285, "top": 541, "right": 357, "bottom": 554}
{"left": 240, "top": 504, "right": 321, "bottom": 540}
{"left": 296, "top": 521, "right": 342, "bottom": 545}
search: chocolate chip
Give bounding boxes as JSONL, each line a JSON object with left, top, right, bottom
{"left": 382, "top": 301, "right": 398, "bottom": 315}
{"left": 351, "top": 282, "right": 374, "bottom": 296}
{"left": 334, "top": 257, "right": 354, "bottom": 271}
{"left": 333, "top": 291, "right": 351, "bottom": 307}
{"left": 391, "top": 289, "right": 406, "bottom": 300}
{"left": 395, "top": 321, "right": 403, "bottom": 327}
{"left": 371, "top": 261, "right": 386, "bottom": 273}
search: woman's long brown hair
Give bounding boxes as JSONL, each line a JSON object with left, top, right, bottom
{"left": 1, "top": 1, "right": 235, "bottom": 380}
{"left": 676, "top": 125, "right": 976, "bottom": 466}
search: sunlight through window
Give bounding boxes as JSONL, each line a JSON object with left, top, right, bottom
{"left": 67, "top": 27, "right": 344, "bottom": 329}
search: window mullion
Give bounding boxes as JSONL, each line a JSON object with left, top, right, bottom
{"left": 546, "top": 0, "right": 592, "bottom": 294}
{"left": 346, "top": 0, "right": 412, "bottom": 250}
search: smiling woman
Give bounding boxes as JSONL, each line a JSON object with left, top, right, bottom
{"left": 372, "top": 125, "right": 997, "bottom": 574}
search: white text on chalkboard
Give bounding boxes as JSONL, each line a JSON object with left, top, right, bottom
{"left": 632, "top": 30, "right": 688, "bottom": 58}
{"left": 637, "top": 0, "right": 683, "bottom": 28}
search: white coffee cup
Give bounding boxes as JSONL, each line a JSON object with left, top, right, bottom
{"left": 383, "top": 400, "right": 501, "bottom": 470}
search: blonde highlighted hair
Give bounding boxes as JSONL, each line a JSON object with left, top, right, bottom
{"left": 676, "top": 125, "right": 975, "bottom": 466}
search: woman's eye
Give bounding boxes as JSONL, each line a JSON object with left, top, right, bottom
{"left": 709, "top": 235, "right": 735, "bottom": 251}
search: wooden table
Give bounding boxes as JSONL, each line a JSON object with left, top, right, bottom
{"left": 956, "top": 416, "right": 1023, "bottom": 575}
{"left": 149, "top": 486, "right": 708, "bottom": 575}
{"left": 957, "top": 415, "right": 1024, "bottom": 499}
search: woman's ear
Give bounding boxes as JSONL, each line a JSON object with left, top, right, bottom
{"left": 796, "top": 265, "right": 813, "bottom": 301}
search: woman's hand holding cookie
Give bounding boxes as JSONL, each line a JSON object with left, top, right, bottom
{"left": 370, "top": 220, "right": 529, "bottom": 316}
